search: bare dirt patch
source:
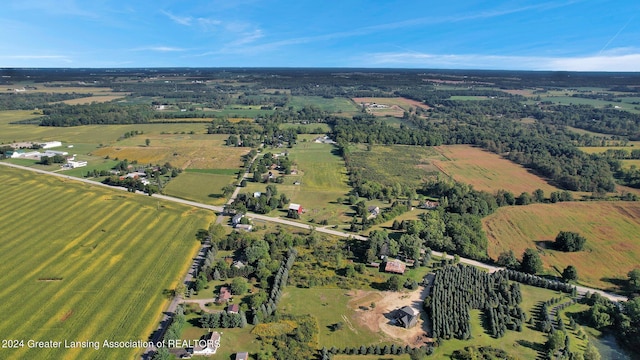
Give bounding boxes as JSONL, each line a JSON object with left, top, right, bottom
{"left": 349, "top": 288, "right": 431, "bottom": 347}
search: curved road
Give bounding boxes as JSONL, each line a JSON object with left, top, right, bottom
{"left": 1, "top": 162, "right": 628, "bottom": 301}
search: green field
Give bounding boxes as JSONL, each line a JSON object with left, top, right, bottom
{"left": 163, "top": 172, "right": 235, "bottom": 205}
{"left": 0, "top": 166, "right": 213, "bottom": 359}
{"left": 288, "top": 96, "right": 360, "bottom": 114}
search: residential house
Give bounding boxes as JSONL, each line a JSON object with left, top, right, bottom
{"left": 384, "top": 259, "right": 406, "bottom": 275}
{"left": 394, "top": 306, "right": 419, "bottom": 328}
{"left": 216, "top": 287, "right": 231, "bottom": 304}
{"left": 227, "top": 304, "right": 240, "bottom": 314}
{"left": 235, "top": 352, "right": 249, "bottom": 360}
{"left": 234, "top": 224, "right": 253, "bottom": 232}
{"left": 231, "top": 213, "right": 244, "bottom": 226}
{"left": 192, "top": 331, "right": 221, "bottom": 356}
{"left": 368, "top": 206, "right": 380, "bottom": 217}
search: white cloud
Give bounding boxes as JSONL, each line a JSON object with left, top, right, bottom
{"left": 161, "top": 10, "right": 193, "bottom": 26}
{"left": 364, "top": 49, "right": 640, "bottom": 71}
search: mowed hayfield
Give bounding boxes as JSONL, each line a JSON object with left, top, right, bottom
{"left": 433, "top": 145, "right": 562, "bottom": 195}
{"left": 483, "top": 202, "right": 640, "bottom": 291}
{"left": 163, "top": 172, "right": 234, "bottom": 205}
{"left": 285, "top": 142, "right": 352, "bottom": 223}
{"left": 0, "top": 167, "right": 213, "bottom": 359}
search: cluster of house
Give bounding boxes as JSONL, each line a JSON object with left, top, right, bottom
{"left": 118, "top": 171, "right": 151, "bottom": 185}
{"left": 5, "top": 141, "right": 88, "bottom": 168}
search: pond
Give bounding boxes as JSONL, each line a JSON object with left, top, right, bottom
{"left": 589, "top": 333, "right": 638, "bottom": 360}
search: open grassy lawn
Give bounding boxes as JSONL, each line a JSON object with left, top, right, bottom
{"left": 289, "top": 96, "right": 360, "bottom": 114}
{"left": 163, "top": 172, "right": 234, "bottom": 205}
{"left": 483, "top": 201, "right": 640, "bottom": 291}
{"left": 433, "top": 145, "right": 563, "bottom": 195}
{"left": 0, "top": 167, "right": 213, "bottom": 359}
{"left": 347, "top": 145, "right": 443, "bottom": 188}
{"left": 280, "top": 288, "right": 390, "bottom": 348}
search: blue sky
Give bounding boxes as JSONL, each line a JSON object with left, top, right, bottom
{"left": 1, "top": 0, "right": 639, "bottom": 71}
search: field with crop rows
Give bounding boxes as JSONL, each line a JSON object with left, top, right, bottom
{"left": 483, "top": 201, "right": 640, "bottom": 291}
{"left": 0, "top": 167, "right": 213, "bottom": 359}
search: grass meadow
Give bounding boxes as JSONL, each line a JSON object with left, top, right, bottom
{"left": 433, "top": 145, "right": 563, "bottom": 195}
{"left": 483, "top": 201, "right": 640, "bottom": 291}
{"left": 280, "top": 288, "right": 390, "bottom": 348}
{"left": 0, "top": 167, "right": 213, "bottom": 359}
{"left": 347, "top": 145, "right": 442, "bottom": 188}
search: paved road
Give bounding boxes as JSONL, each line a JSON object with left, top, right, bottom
{"left": 1, "top": 161, "right": 629, "bottom": 303}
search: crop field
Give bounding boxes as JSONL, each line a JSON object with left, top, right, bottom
{"left": 0, "top": 166, "right": 213, "bottom": 359}
{"left": 433, "top": 145, "right": 562, "bottom": 195}
{"left": 347, "top": 145, "right": 442, "bottom": 188}
{"left": 483, "top": 201, "right": 640, "bottom": 291}
{"left": 540, "top": 96, "right": 640, "bottom": 113}
{"left": 289, "top": 96, "right": 360, "bottom": 114}
{"left": 163, "top": 172, "right": 234, "bottom": 205}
